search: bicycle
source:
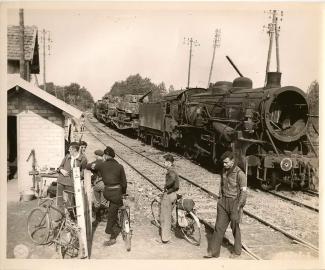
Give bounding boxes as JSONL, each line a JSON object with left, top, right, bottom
{"left": 27, "top": 190, "right": 81, "bottom": 259}
{"left": 117, "top": 194, "right": 132, "bottom": 252}
{"left": 151, "top": 193, "right": 201, "bottom": 246}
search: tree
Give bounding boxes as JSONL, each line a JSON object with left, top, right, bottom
{"left": 307, "top": 80, "right": 319, "bottom": 136}
{"left": 41, "top": 82, "right": 94, "bottom": 111}
{"left": 107, "top": 74, "right": 167, "bottom": 101}
{"left": 168, "top": 85, "right": 175, "bottom": 92}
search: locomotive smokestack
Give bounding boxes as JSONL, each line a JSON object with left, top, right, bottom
{"left": 265, "top": 72, "right": 281, "bottom": 88}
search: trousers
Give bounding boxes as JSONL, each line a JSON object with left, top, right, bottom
{"left": 55, "top": 182, "right": 75, "bottom": 221}
{"left": 208, "top": 196, "right": 241, "bottom": 257}
{"left": 103, "top": 187, "right": 123, "bottom": 239}
{"left": 159, "top": 192, "right": 177, "bottom": 242}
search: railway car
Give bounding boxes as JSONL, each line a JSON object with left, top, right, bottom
{"left": 138, "top": 88, "right": 206, "bottom": 148}
{"left": 139, "top": 72, "right": 318, "bottom": 191}
{"left": 111, "top": 94, "right": 145, "bottom": 130}
{"left": 94, "top": 96, "right": 119, "bottom": 124}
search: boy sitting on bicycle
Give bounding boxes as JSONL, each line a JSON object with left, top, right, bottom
{"left": 159, "top": 154, "right": 179, "bottom": 244}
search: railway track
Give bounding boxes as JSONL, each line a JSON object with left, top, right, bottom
{"left": 85, "top": 117, "right": 318, "bottom": 259}
{"left": 266, "top": 190, "right": 319, "bottom": 212}
{"left": 304, "top": 190, "right": 319, "bottom": 197}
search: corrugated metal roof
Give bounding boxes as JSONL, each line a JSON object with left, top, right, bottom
{"left": 7, "top": 76, "right": 82, "bottom": 119}
{"left": 7, "top": 25, "right": 37, "bottom": 61}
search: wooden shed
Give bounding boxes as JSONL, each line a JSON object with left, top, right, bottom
{"left": 7, "top": 76, "right": 82, "bottom": 196}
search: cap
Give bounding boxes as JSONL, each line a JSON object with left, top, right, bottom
{"left": 69, "top": 142, "right": 79, "bottom": 148}
{"left": 80, "top": 141, "right": 88, "bottom": 146}
{"left": 104, "top": 146, "right": 115, "bottom": 158}
{"left": 163, "top": 154, "right": 174, "bottom": 163}
{"left": 94, "top": 150, "right": 104, "bottom": 157}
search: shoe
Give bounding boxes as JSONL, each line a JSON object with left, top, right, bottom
{"left": 229, "top": 253, "right": 240, "bottom": 259}
{"left": 154, "top": 238, "right": 170, "bottom": 244}
{"left": 162, "top": 240, "right": 170, "bottom": 244}
{"left": 103, "top": 239, "right": 117, "bottom": 246}
{"left": 203, "top": 254, "right": 219, "bottom": 259}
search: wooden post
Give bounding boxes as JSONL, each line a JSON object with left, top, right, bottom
{"left": 19, "top": 9, "right": 25, "bottom": 80}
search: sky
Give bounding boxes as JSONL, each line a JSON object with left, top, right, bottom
{"left": 6, "top": 2, "right": 323, "bottom": 101}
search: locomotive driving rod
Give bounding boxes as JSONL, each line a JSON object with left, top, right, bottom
{"left": 226, "top": 56, "right": 244, "bottom": 77}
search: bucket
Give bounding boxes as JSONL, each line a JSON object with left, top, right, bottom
{"left": 22, "top": 190, "right": 35, "bottom": 202}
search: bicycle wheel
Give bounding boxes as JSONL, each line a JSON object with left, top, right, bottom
{"left": 27, "top": 207, "right": 51, "bottom": 245}
{"left": 179, "top": 211, "right": 201, "bottom": 246}
{"left": 58, "top": 227, "right": 79, "bottom": 259}
{"left": 121, "top": 210, "right": 132, "bottom": 252}
{"left": 151, "top": 199, "right": 160, "bottom": 228}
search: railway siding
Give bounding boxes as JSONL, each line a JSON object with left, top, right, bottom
{"left": 86, "top": 117, "right": 318, "bottom": 259}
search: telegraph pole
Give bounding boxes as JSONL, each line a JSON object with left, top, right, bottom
{"left": 184, "top": 37, "right": 200, "bottom": 89}
{"left": 41, "top": 29, "right": 52, "bottom": 91}
{"left": 207, "top": 29, "right": 221, "bottom": 88}
{"left": 264, "top": 10, "right": 283, "bottom": 84}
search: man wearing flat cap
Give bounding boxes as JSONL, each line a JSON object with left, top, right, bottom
{"left": 56, "top": 142, "right": 87, "bottom": 215}
{"left": 87, "top": 146, "right": 127, "bottom": 246}
{"left": 159, "top": 154, "right": 179, "bottom": 243}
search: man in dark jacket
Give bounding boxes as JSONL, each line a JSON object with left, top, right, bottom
{"left": 56, "top": 142, "right": 87, "bottom": 214}
{"left": 204, "top": 151, "right": 247, "bottom": 259}
{"left": 159, "top": 154, "right": 179, "bottom": 243}
{"left": 87, "top": 146, "right": 127, "bottom": 246}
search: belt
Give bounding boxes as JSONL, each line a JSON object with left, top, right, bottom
{"left": 106, "top": 184, "right": 121, "bottom": 189}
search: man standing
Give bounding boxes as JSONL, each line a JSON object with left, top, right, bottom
{"left": 159, "top": 154, "right": 179, "bottom": 244}
{"left": 79, "top": 141, "right": 88, "bottom": 163}
{"left": 88, "top": 146, "right": 127, "bottom": 246}
{"left": 56, "top": 142, "right": 87, "bottom": 214}
{"left": 204, "top": 151, "right": 247, "bottom": 258}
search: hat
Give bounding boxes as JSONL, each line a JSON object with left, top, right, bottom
{"left": 69, "top": 142, "right": 79, "bottom": 149}
{"left": 104, "top": 146, "right": 115, "bottom": 158}
{"left": 80, "top": 141, "right": 88, "bottom": 146}
{"left": 94, "top": 150, "right": 104, "bottom": 157}
{"left": 163, "top": 154, "right": 174, "bottom": 163}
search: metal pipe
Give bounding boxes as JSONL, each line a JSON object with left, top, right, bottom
{"left": 266, "top": 130, "right": 279, "bottom": 156}
{"left": 226, "top": 56, "right": 243, "bottom": 77}
{"left": 306, "top": 133, "right": 318, "bottom": 158}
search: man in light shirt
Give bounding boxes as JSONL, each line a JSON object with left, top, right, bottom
{"left": 204, "top": 151, "right": 247, "bottom": 259}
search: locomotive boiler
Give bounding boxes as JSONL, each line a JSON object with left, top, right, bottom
{"left": 139, "top": 72, "right": 318, "bottom": 190}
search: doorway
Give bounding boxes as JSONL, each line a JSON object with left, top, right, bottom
{"left": 7, "top": 116, "right": 17, "bottom": 180}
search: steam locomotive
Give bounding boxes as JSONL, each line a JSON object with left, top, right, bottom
{"left": 94, "top": 73, "right": 318, "bottom": 191}
{"left": 138, "top": 72, "right": 318, "bottom": 191}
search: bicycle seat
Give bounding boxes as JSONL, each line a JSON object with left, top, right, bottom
{"left": 63, "top": 190, "right": 75, "bottom": 195}
{"left": 119, "top": 205, "right": 128, "bottom": 210}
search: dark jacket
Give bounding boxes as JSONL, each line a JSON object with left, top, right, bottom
{"left": 164, "top": 166, "right": 179, "bottom": 194}
{"left": 87, "top": 159, "right": 103, "bottom": 184}
{"left": 87, "top": 158, "right": 127, "bottom": 194}
{"left": 58, "top": 153, "right": 87, "bottom": 186}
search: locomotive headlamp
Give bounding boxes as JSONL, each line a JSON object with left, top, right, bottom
{"left": 280, "top": 157, "right": 293, "bottom": 171}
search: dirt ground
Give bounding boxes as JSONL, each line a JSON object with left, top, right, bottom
{"left": 6, "top": 179, "right": 239, "bottom": 260}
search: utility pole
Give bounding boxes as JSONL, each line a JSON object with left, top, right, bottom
{"left": 41, "top": 29, "right": 52, "bottom": 91}
{"left": 19, "top": 9, "right": 25, "bottom": 80}
{"left": 207, "top": 29, "right": 221, "bottom": 88}
{"left": 184, "top": 37, "right": 200, "bottom": 89}
{"left": 264, "top": 10, "right": 283, "bottom": 85}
